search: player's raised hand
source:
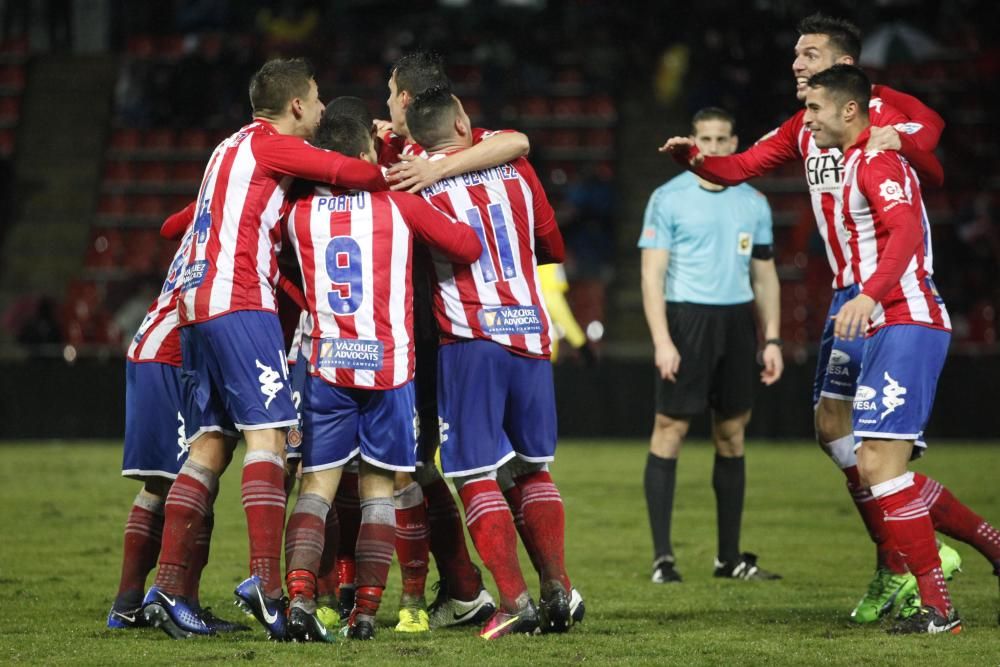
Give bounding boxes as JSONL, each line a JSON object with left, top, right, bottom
{"left": 658, "top": 137, "right": 704, "bottom": 167}
{"left": 865, "top": 125, "right": 901, "bottom": 153}
{"left": 833, "top": 294, "right": 876, "bottom": 341}
{"left": 654, "top": 340, "right": 681, "bottom": 382}
{"left": 372, "top": 119, "right": 393, "bottom": 137}
{"left": 760, "top": 344, "right": 784, "bottom": 385}
{"left": 388, "top": 154, "right": 444, "bottom": 193}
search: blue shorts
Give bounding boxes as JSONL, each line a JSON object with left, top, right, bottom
{"left": 301, "top": 375, "right": 417, "bottom": 473}
{"left": 180, "top": 310, "right": 298, "bottom": 441}
{"left": 437, "top": 339, "right": 557, "bottom": 477}
{"left": 853, "top": 324, "right": 950, "bottom": 448}
{"left": 122, "top": 360, "right": 235, "bottom": 480}
{"left": 813, "top": 286, "right": 866, "bottom": 405}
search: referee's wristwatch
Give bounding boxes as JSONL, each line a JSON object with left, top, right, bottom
{"left": 764, "top": 338, "right": 783, "bottom": 348}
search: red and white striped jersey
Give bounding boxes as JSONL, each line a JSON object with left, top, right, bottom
{"left": 378, "top": 128, "right": 509, "bottom": 165}
{"left": 419, "top": 155, "right": 560, "bottom": 358}
{"left": 128, "top": 224, "right": 194, "bottom": 366}
{"left": 178, "top": 120, "right": 385, "bottom": 325}
{"left": 286, "top": 187, "right": 480, "bottom": 390}
{"left": 688, "top": 86, "right": 944, "bottom": 289}
{"left": 842, "top": 129, "right": 950, "bottom": 333}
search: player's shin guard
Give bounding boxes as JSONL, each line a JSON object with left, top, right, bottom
{"left": 422, "top": 473, "right": 482, "bottom": 600}
{"left": 335, "top": 470, "right": 361, "bottom": 563}
{"left": 353, "top": 497, "right": 396, "bottom": 622}
{"left": 285, "top": 493, "right": 331, "bottom": 602}
{"left": 241, "top": 450, "right": 287, "bottom": 599}
{"left": 184, "top": 512, "right": 213, "bottom": 603}
{"left": 873, "top": 473, "right": 953, "bottom": 617}
{"left": 394, "top": 482, "right": 430, "bottom": 601}
{"left": 115, "top": 491, "right": 165, "bottom": 609}
{"left": 916, "top": 473, "right": 1000, "bottom": 570}
{"left": 458, "top": 478, "right": 529, "bottom": 612}
{"left": 154, "top": 459, "right": 218, "bottom": 596}
{"left": 316, "top": 505, "right": 340, "bottom": 598}
{"left": 502, "top": 481, "right": 543, "bottom": 576}
{"left": 513, "top": 470, "right": 571, "bottom": 592}
{"left": 843, "top": 461, "right": 907, "bottom": 573}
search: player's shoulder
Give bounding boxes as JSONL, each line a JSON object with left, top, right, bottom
{"left": 656, "top": 171, "right": 698, "bottom": 195}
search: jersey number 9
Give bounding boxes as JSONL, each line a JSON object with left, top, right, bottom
{"left": 326, "top": 236, "right": 364, "bottom": 315}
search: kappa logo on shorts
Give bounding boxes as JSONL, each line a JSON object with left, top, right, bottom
{"left": 880, "top": 372, "right": 907, "bottom": 418}
{"left": 176, "top": 412, "right": 189, "bottom": 461}
{"left": 255, "top": 360, "right": 285, "bottom": 409}
{"left": 829, "top": 350, "right": 851, "bottom": 366}
{"left": 438, "top": 417, "right": 450, "bottom": 445}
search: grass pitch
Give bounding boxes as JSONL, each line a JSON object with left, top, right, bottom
{"left": 0, "top": 440, "right": 998, "bottom": 666}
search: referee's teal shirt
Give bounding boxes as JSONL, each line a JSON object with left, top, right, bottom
{"left": 638, "top": 172, "right": 773, "bottom": 305}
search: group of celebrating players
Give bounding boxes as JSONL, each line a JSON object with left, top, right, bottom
{"left": 106, "top": 51, "right": 583, "bottom": 642}
{"left": 660, "top": 14, "right": 1000, "bottom": 635}
{"left": 102, "top": 10, "right": 1000, "bottom": 645}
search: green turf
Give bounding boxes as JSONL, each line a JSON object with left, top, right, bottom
{"left": 1, "top": 440, "right": 998, "bottom": 665}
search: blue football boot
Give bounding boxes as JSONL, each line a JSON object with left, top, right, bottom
{"left": 141, "top": 586, "right": 215, "bottom": 639}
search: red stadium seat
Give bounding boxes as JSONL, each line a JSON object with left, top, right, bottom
{"left": 177, "top": 129, "right": 211, "bottom": 152}
{"left": 519, "top": 97, "right": 549, "bottom": 118}
{"left": 83, "top": 228, "right": 123, "bottom": 269}
{"left": 173, "top": 160, "right": 204, "bottom": 183}
{"left": 144, "top": 128, "right": 175, "bottom": 151}
{"left": 102, "top": 160, "right": 134, "bottom": 184}
{"left": 0, "top": 65, "right": 26, "bottom": 91}
{"left": 110, "top": 128, "right": 141, "bottom": 151}
{"left": 122, "top": 229, "right": 161, "bottom": 273}
{"left": 126, "top": 35, "right": 155, "bottom": 58}
{"left": 0, "top": 128, "right": 13, "bottom": 156}
{"left": 135, "top": 161, "right": 172, "bottom": 183}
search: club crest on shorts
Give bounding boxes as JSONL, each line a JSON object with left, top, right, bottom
{"left": 286, "top": 425, "right": 302, "bottom": 448}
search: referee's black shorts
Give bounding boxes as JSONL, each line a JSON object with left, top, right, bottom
{"left": 654, "top": 301, "right": 757, "bottom": 418}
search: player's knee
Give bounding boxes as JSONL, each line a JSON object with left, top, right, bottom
{"left": 394, "top": 470, "right": 414, "bottom": 490}
{"left": 142, "top": 477, "right": 171, "bottom": 499}
{"left": 393, "top": 480, "right": 423, "bottom": 509}
{"left": 815, "top": 398, "right": 852, "bottom": 445}
{"left": 451, "top": 470, "right": 497, "bottom": 492}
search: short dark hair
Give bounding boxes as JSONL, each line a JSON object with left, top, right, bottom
{"left": 313, "top": 115, "right": 372, "bottom": 157}
{"left": 324, "top": 96, "right": 373, "bottom": 128}
{"left": 807, "top": 64, "right": 871, "bottom": 112}
{"left": 691, "top": 107, "right": 735, "bottom": 135}
{"left": 406, "top": 86, "right": 457, "bottom": 149}
{"left": 249, "top": 58, "right": 315, "bottom": 118}
{"left": 797, "top": 13, "right": 862, "bottom": 61}
{"left": 391, "top": 51, "right": 451, "bottom": 97}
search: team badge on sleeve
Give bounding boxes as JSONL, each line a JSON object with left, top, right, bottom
{"left": 878, "top": 179, "right": 908, "bottom": 208}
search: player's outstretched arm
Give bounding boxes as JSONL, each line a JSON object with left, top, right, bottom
{"left": 659, "top": 116, "right": 801, "bottom": 186}
{"left": 255, "top": 134, "right": 388, "bottom": 192}
{"left": 395, "top": 193, "right": 482, "bottom": 263}
{"left": 871, "top": 84, "right": 945, "bottom": 153}
{"left": 388, "top": 131, "right": 531, "bottom": 193}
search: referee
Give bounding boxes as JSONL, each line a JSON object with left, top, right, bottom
{"left": 638, "top": 107, "right": 783, "bottom": 584}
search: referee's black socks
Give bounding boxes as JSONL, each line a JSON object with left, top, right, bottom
{"left": 713, "top": 453, "right": 745, "bottom": 565}
{"left": 644, "top": 453, "right": 677, "bottom": 562}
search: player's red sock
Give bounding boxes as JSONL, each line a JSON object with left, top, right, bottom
{"left": 184, "top": 513, "right": 213, "bottom": 603}
{"left": 423, "top": 475, "right": 482, "bottom": 600}
{"left": 284, "top": 492, "right": 331, "bottom": 601}
{"left": 241, "top": 451, "right": 287, "bottom": 598}
{"left": 514, "top": 470, "right": 571, "bottom": 592}
{"left": 115, "top": 492, "right": 164, "bottom": 607}
{"left": 843, "top": 465, "right": 906, "bottom": 573}
{"left": 874, "top": 475, "right": 952, "bottom": 616}
{"left": 502, "top": 482, "right": 543, "bottom": 576}
{"left": 154, "top": 460, "right": 217, "bottom": 596}
{"left": 394, "top": 482, "right": 430, "bottom": 600}
{"left": 458, "top": 478, "right": 528, "bottom": 611}
{"left": 354, "top": 497, "right": 396, "bottom": 620}
{"left": 916, "top": 473, "right": 1000, "bottom": 569}
{"left": 316, "top": 505, "right": 340, "bottom": 598}
{"left": 335, "top": 470, "right": 361, "bottom": 565}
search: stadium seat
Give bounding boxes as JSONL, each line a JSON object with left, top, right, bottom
{"left": 109, "top": 128, "right": 141, "bottom": 152}
{"left": 83, "top": 228, "right": 123, "bottom": 270}
{"left": 0, "top": 65, "right": 25, "bottom": 91}
{"left": 144, "top": 128, "right": 175, "bottom": 151}
{"left": 102, "top": 160, "right": 134, "bottom": 184}
{"left": 122, "top": 229, "right": 161, "bottom": 274}
{"left": 135, "top": 161, "right": 172, "bottom": 183}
